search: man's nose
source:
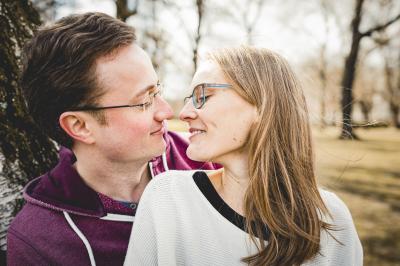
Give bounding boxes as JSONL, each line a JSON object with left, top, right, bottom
{"left": 154, "top": 96, "right": 174, "bottom": 121}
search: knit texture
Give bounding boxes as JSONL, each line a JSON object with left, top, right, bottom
{"left": 125, "top": 170, "right": 363, "bottom": 266}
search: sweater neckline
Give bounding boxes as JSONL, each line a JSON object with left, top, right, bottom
{"left": 193, "top": 171, "right": 269, "bottom": 240}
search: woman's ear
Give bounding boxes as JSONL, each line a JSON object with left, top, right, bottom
{"left": 59, "top": 112, "right": 96, "bottom": 145}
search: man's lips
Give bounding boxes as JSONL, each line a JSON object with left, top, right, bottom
{"left": 151, "top": 126, "right": 165, "bottom": 135}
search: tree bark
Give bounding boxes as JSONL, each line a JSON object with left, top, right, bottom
{"left": 340, "top": 0, "right": 400, "bottom": 139}
{"left": 340, "top": 0, "right": 363, "bottom": 139}
{"left": 0, "top": 0, "right": 58, "bottom": 254}
{"left": 358, "top": 99, "right": 372, "bottom": 124}
{"left": 193, "top": 0, "right": 204, "bottom": 73}
{"left": 390, "top": 104, "right": 400, "bottom": 128}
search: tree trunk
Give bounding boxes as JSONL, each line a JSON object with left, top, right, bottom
{"left": 0, "top": 0, "right": 58, "bottom": 254}
{"left": 358, "top": 99, "right": 372, "bottom": 126}
{"left": 390, "top": 103, "right": 400, "bottom": 128}
{"left": 193, "top": 0, "right": 204, "bottom": 73}
{"left": 340, "top": 0, "right": 400, "bottom": 138}
{"left": 319, "top": 44, "right": 328, "bottom": 129}
{"left": 116, "top": 0, "right": 139, "bottom": 22}
{"left": 340, "top": 0, "right": 364, "bottom": 140}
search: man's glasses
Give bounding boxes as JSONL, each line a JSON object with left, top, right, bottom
{"left": 69, "top": 83, "right": 163, "bottom": 112}
{"left": 184, "top": 83, "right": 232, "bottom": 109}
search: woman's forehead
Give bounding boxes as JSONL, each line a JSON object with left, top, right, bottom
{"left": 191, "top": 61, "right": 226, "bottom": 86}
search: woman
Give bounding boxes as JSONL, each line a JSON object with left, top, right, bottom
{"left": 124, "top": 46, "right": 363, "bottom": 265}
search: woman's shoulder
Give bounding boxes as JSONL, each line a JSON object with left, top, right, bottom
{"left": 144, "top": 170, "right": 198, "bottom": 196}
{"left": 316, "top": 189, "right": 363, "bottom": 265}
{"left": 318, "top": 188, "right": 355, "bottom": 225}
{"left": 152, "top": 170, "right": 197, "bottom": 185}
{"left": 138, "top": 170, "right": 203, "bottom": 216}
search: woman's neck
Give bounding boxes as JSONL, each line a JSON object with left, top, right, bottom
{"left": 208, "top": 153, "right": 250, "bottom": 216}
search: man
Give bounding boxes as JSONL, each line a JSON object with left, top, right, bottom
{"left": 7, "top": 12, "right": 217, "bottom": 266}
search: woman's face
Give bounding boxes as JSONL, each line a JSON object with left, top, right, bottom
{"left": 179, "top": 60, "right": 257, "bottom": 163}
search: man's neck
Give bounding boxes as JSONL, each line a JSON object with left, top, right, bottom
{"left": 73, "top": 149, "right": 152, "bottom": 203}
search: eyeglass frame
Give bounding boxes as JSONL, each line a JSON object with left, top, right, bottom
{"left": 68, "top": 83, "right": 163, "bottom": 112}
{"left": 184, "top": 83, "right": 232, "bottom": 109}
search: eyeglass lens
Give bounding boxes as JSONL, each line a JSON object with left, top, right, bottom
{"left": 193, "top": 85, "right": 204, "bottom": 108}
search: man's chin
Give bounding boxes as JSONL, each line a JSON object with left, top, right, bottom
{"left": 153, "top": 141, "right": 167, "bottom": 157}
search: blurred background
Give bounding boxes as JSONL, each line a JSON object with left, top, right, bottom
{"left": 0, "top": 0, "right": 399, "bottom": 265}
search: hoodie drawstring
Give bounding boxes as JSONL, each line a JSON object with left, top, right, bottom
{"left": 63, "top": 211, "right": 96, "bottom": 266}
{"left": 162, "top": 151, "right": 169, "bottom": 171}
{"left": 63, "top": 212, "right": 134, "bottom": 266}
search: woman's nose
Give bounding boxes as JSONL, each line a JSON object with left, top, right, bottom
{"left": 179, "top": 99, "right": 197, "bottom": 122}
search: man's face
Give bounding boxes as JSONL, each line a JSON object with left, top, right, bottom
{"left": 90, "top": 43, "right": 173, "bottom": 163}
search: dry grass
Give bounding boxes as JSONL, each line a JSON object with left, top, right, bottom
{"left": 168, "top": 120, "right": 400, "bottom": 266}
{"left": 314, "top": 127, "right": 400, "bottom": 266}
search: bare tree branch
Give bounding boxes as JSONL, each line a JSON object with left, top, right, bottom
{"left": 361, "top": 13, "right": 400, "bottom": 37}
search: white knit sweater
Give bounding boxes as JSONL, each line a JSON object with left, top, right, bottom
{"left": 124, "top": 170, "right": 363, "bottom": 266}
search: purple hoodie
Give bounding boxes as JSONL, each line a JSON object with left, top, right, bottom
{"left": 7, "top": 131, "right": 219, "bottom": 266}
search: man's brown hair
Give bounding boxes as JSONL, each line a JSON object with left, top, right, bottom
{"left": 21, "top": 12, "right": 136, "bottom": 148}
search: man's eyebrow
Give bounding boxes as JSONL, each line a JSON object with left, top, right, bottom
{"left": 132, "top": 82, "right": 159, "bottom": 98}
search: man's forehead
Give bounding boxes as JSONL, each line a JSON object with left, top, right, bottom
{"left": 96, "top": 44, "right": 151, "bottom": 71}
{"left": 94, "top": 44, "right": 157, "bottom": 99}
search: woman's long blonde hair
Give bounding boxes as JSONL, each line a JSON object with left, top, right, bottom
{"left": 209, "top": 46, "right": 333, "bottom": 265}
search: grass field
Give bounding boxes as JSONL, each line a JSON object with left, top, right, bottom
{"left": 168, "top": 120, "right": 400, "bottom": 266}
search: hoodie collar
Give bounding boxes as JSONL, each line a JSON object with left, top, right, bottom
{"left": 23, "top": 130, "right": 173, "bottom": 217}
{"left": 24, "top": 147, "right": 105, "bottom": 217}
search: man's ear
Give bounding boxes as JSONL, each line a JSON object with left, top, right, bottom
{"left": 59, "top": 112, "right": 96, "bottom": 145}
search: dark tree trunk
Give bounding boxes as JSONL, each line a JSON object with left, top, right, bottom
{"left": 116, "top": 0, "right": 139, "bottom": 22}
{"left": 340, "top": 0, "right": 363, "bottom": 140}
{"left": 395, "top": 52, "right": 400, "bottom": 129}
{"left": 0, "top": 0, "right": 58, "bottom": 254}
{"left": 358, "top": 99, "right": 372, "bottom": 127}
{"left": 319, "top": 44, "right": 328, "bottom": 129}
{"left": 193, "top": 0, "right": 204, "bottom": 73}
{"left": 390, "top": 104, "right": 400, "bottom": 128}
{"left": 340, "top": 0, "right": 400, "bottom": 139}
{"left": 382, "top": 45, "right": 400, "bottom": 129}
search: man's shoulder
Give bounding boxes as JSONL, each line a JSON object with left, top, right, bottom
{"left": 9, "top": 202, "right": 63, "bottom": 238}
{"left": 7, "top": 203, "right": 99, "bottom": 265}
{"left": 7, "top": 203, "right": 64, "bottom": 263}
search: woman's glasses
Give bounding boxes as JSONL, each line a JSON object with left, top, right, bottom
{"left": 184, "top": 83, "right": 232, "bottom": 109}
